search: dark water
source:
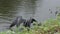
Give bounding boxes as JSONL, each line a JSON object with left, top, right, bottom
{"left": 0, "top": 0, "right": 60, "bottom": 31}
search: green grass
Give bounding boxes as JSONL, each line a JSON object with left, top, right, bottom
{"left": 0, "top": 14, "right": 60, "bottom": 34}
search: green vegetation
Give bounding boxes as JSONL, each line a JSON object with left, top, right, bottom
{"left": 0, "top": 14, "right": 60, "bottom": 34}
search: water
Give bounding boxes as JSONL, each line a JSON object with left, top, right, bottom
{"left": 0, "top": 0, "right": 60, "bottom": 31}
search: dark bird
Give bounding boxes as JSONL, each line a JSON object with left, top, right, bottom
{"left": 49, "top": 9, "right": 51, "bottom": 11}
{"left": 50, "top": 11, "right": 52, "bottom": 14}
{"left": 49, "top": 9, "right": 52, "bottom": 14}
{"left": 55, "top": 11, "right": 58, "bottom": 16}
{"left": 9, "top": 16, "right": 37, "bottom": 31}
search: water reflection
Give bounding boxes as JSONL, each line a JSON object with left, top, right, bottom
{"left": 0, "top": 0, "right": 38, "bottom": 23}
{"left": 0, "top": 0, "right": 60, "bottom": 23}
{"left": 0, "top": 0, "right": 22, "bottom": 21}
{"left": 16, "top": 0, "right": 37, "bottom": 19}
